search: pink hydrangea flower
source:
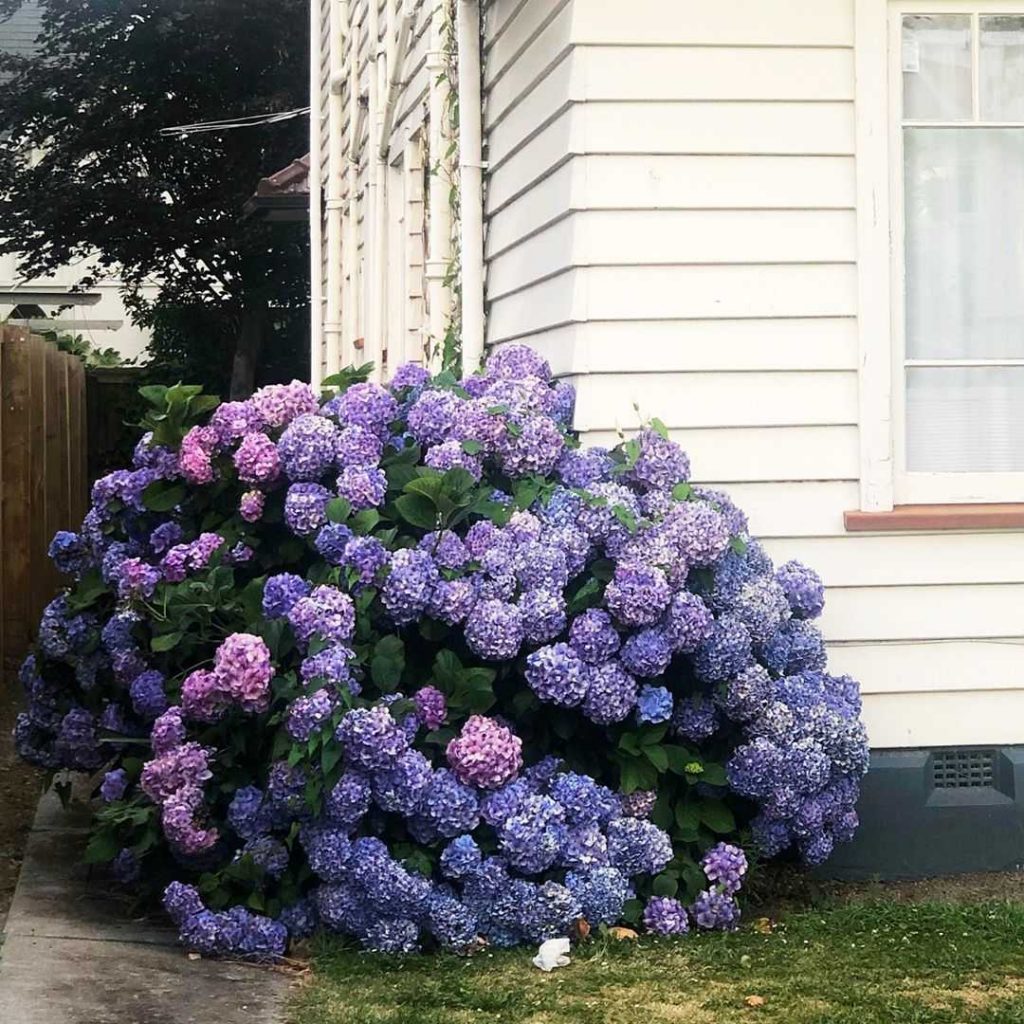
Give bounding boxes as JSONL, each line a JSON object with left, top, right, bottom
{"left": 233, "top": 432, "right": 281, "bottom": 486}
{"left": 213, "top": 633, "right": 273, "bottom": 713}
{"left": 446, "top": 715, "right": 523, "bottom": 790}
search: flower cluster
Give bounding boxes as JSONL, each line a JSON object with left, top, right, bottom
{"left": 14, "top": 344, "right": 867, "bottom": 961}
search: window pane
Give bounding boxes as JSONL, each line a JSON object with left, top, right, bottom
{"left": 981, "top": 16, "right": 1024, "bottom": 120}
{"left": 903, "top": 14, "right": 973, "bottom": 121}
{"left": 905, "top": 127, "right": 1024, "bottom": 359}
{"left": 906, "top": 366, "right": 1024, "bottom": 472}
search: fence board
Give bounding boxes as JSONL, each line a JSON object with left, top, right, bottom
{"left": 0, "top": 326, "right": 87, "bottom": 677}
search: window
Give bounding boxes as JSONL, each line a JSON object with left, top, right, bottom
{"left": 852, "top": 3, "right": 1024, "bottom": 512}
{"left": 888, "top": 4, "right": 1024, "bottom": 504}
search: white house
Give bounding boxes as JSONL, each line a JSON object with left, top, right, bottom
{"left": 312, "top": 0, "right": 1024, "bottom": 875}
{"left": 0, "top": 1, "right": 154, "bottom": 362}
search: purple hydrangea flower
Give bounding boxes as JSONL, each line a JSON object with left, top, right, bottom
{"left": 671, "top": 696, "right": 720, "bottom": 742}
{"left": 101, "top": 768, "right": 128, "bottom": 803}
{"left": 277, "top": 414, "right": 339, "bottom": 481}
{"left": 284, "top": 482, "right": 332, "bottom": 536}
{"left": 337, "top": 465, "right": 388, "bottom": 510}
{"left": 621, "top": 629, "right": 673, "bottom": 678}
{"left": 701, "top": 842, "right": 748, "bottom": 894}
{"left": 412, "top": 686, "right": 446, "bottom": 730}
{"left": 604, "top": 563, "right": 671, "bottom": 628}
{"left": 130, "top": 669, "right": 168, "bottom": 720}
{"left": 691, "top": 889, "right": 740, "bottom": 931}
{"left": 333, "top": 382, "right": 399, "bottom": 440}
{"left": 251, "top": 380, "right": 319, "bottom": 429}
{"left": 336, "top": 424, "right": 384, "bottom": 468}
{"left": 336, "top": 706, "right": 409, "bottom": 772}
{"left": 525, "top": 642, "right": 588, "bottom": 707}
{"left": 465, "top": 599, "right": 524, "bottom": 661}
{"left": 382, "top": 549, "right": 439, "bottom": 624}
{"left": 582, "top": 661, "right": 638, "bottom": 724}
{"left": 643, "top": 896, "right": 690, "bottom": 935}
{"left": 288, "top": 585, "right": 355, "bottom": 646}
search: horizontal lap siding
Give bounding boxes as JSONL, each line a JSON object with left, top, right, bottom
{"left": 480, "top": 0, "right": 1024, "bottom": 747}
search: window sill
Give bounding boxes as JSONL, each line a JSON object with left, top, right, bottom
{"left": 845, "top": 504, "right": 1024, "bottom": 533}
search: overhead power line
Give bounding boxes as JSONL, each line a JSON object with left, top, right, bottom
{"left": 159, "top": 106, "right": 310, "bottom": 136}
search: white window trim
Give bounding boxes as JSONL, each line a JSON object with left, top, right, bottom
{"left": 855, "top": 0, "right": 1024, "bottom": 510}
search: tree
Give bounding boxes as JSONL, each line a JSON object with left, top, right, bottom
{"left": 0, "top": 0, "right": 310, "bottom": 396}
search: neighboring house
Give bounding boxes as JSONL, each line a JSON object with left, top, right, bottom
{"left": 0, "top": 1, "right": 155, "bottom": 362}
{"left": 312, "top": 0, "right": 1024, "bottom": 877}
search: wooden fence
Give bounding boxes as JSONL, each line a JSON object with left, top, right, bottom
{"left": 0, "top": 325, "right": 88, "bottom": 676}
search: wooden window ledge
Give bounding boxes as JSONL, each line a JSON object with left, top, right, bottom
{"left": 845, "top": 504, "right": 1024, "bottom": 532}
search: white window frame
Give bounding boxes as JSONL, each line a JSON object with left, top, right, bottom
{"left": 855, "top": 0, "right": 1024, "bottom": 510}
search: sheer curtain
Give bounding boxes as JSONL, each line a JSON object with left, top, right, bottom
{"left": 902, "top": 15, "right": 1024, "bottom": 474}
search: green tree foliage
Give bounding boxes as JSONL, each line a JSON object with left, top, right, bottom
{"left": 0, "top": 0, "right": 310, "bottom": 396}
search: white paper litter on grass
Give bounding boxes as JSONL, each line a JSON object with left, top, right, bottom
{"left": 532, "top": 937, "right": 571, "bottom": 971}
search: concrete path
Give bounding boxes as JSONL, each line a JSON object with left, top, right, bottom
{"left": 0, "top": 793, "right": 291, "bottom": 1024}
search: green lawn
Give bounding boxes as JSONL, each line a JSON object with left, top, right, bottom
{"left": 289, "top": 900, "right": 1024, "bottom": 1024}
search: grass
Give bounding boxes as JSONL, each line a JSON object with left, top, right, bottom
{"left": 288, "top": 900, "right": 1024, "bottom": 1024}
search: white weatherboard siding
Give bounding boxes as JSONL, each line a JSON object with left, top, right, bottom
{"left": 313, "top": 0, "right": 446, "bottom": 383}
{"left": 481, "top": 0, "right": 1024, "bottom": 750}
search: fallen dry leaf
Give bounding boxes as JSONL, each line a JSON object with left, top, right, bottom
{"left": 608, "top": 926, "right": 638, "bottom": 941}
{"left": 744, "top": 995, "right": 766, "bottom": 1008}
{"left": 752, "top": 917, "right": 774, "bottom": 935}
{"left": 574, "top": 917, "right": 592, "bottom": 941}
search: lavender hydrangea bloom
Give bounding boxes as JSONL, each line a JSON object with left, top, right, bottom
{"left": 644, "top": 897, "right": 690, "bottom": 935}
{"left": 283, "top": 483, "right": 332, "bottom": 536}
{"left": 234, "top": 432, "right": 281, "bottom": 486}
{"left": 337, "top": 465, "right": 388, "bottom": 510}
{"left": 277, "top": 414, "right": 340, "bottom": 481}
{"left": 605, "top": 563, "right": 671, "bottom": 628}
{"left": 412, "top": 686, "right": 446, "bottom": 730}
{"left": 486, "top": 343, "right": 551, "bottom": 381}
{"left": 582, "top": 660, "right": 638, "bottom": 725}
{"left": 129, "top": 669, "right": 168, "bottom": 720}
{"left": 621, "top": 630, "right": 673, "bottom": 679}
{"left": 701, "top": 842, "right": 748, "bottom": 894}
{"left": 606, "top": 818, "right": 673, "bottom": 877}
{"left": 315, "top": 522, "right": 353, "bottom": 564}
{"left": 525, "top": 643, "right": 588, "bottom": 707}
{"left": 288, "top": 585, "right": 355, "bottom": 646}
{"left": 776, "top": 559, "right": 826, "bottom": 619}
{"left": 333, "top": 382, "right": 400, "bottom": 439}
{"left": 382, "top": 548, "right": 439, "bottom": 624}
{"left": 336, "top": 706, "right": 409, "bottom": 772}
{"left": 625, "top": 427, "right": 690, "bottom": 492}
{"left": 518, "top": 588, "right": 566, "bottom": 644}
{"left": 336, "top": 424, "right": 384, "bottom": 468}
{"left": 569, "top": 609, "right": 621, "bottom": 664}
{"left": 465, "top": 599, "right": 524, "bottom": 661}
{"left": 407, "top": 389, "right": 460, "bottom": 446}
{"left": 691, "top": 889, "right": 740, "bottom": 931}
{"left": 672, "top": 696, "right": 720, "bottom": 742}
{"left": 101, "top": 768, "right": 128, "bottom": 803}
{"left": 424, "top": 440, "right": 483, "bottom": 481}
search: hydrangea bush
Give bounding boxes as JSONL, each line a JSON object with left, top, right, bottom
{"left": 15, "top": 346, "right": 868, "bottom": 958}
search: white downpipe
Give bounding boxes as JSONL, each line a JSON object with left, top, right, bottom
{"left": 308, "top": 0, "right": 326, "bottom": 385}
{"left": 323, "top": 0, "right": 349, "bottom": 380}
{"left": 343, "top": 2, "right": 361, "bottom": 364}
{"left": 457, "top": 0, "right": 484, "bottom": 373}
{"left": 379, "top": 0, "right": 423, "bottom": 160}
{"left": 424, "top": 1, "right": 452, "bottom": 370}
{"left": 365, "top": 0, "right": 385, "bottom": 377}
